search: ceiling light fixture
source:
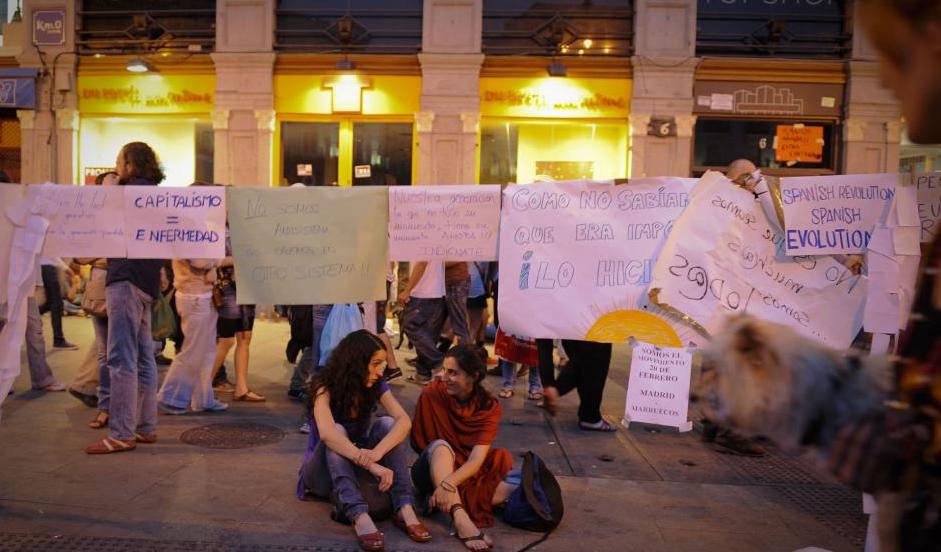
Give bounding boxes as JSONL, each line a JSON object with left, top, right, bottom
{"left": 126, "top": 57, "right": 154, "bottom": 73}
{"left": 547, "top": 62, "right": 567, "bottom": 77}
{"left": 335, "top": 59, "right": 355, "bottom": 71}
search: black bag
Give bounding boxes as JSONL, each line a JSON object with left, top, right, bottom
{"left": 502, "top": 451, "right": 564, "bottom": 532}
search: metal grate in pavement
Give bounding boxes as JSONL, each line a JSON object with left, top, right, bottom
{"left": 775, "top": 485, "right": 868, "bottom": 549}
{"left": 0, "top": 533, "right": 442, "bottom": 552}
{"left": 179, "top": 422, "right": 285, "bottom": 449}
{"left": 721, "top": 449, "right": 825, "bottom": 486}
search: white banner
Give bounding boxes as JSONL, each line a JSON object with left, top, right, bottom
{"left": 651, "top": 171, "right": 866, "bottom": 349}
{"left": 915, "top": 172, "right": 941, "bottom": 243}
{"left": 780, "top": 173, "right": 896, "bottom": 255}
{"left": 39, "top": 184, "right": 127, "bottom": 257}
{"left": 497, "top": 178, "right": 698, "bottom": 345}
{"left": 388, "top": 185, "right": 500, "bottom": 261}
{"left": 124, "top": 186, "right": 226, "bottom": 259}
{"left": 623, "top": 342, "right": 693, "bottom": 431}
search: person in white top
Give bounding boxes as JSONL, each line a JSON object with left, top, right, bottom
{"left": 397, "top": 261, "right": 445, "bottom": 384}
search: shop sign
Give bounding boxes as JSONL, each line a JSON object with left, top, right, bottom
{"left": 480, "top": 78, "right": 631, "bottom": 119}
{"left": 0, "top": 78, "right": 36, "bottom": 109}
{"left": 694, "top": 81, "right": 842, "bottom": 117}
{"left": 78, "top": 75, "right": 215, "bottom": 114}
{"left": 33, "top": 10, "right": 66, "bottom": 46}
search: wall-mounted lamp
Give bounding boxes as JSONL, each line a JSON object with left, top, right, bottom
{"left": 547, "top": 62, "right": 567, "bottom": 77}
{"left": 126, "top": 57, "right": 154, "bottom": 73}
{"left": 323, "top": 74, "right": 372, "bottom": 113}
{"left": 335, "top": 59, "right": 355, "bottom": 71}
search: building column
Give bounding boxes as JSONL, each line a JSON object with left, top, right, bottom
{"left": 12, "top": 1, "right": 78, "bottom": 184}
{"left": 213, "top": 0, "right": 275, "bottom": 186}
{"left": 630, "top": 0, "right": 697, "bottom": 178}
{"left": 417, "top": 0, "right": 483, "bottom": 185}
{"left": 843, "top": 14, "right": 901, "bottom": 174}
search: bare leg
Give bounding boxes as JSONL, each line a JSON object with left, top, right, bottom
{"left": 211, "top": 337, "right": 235, "bottom": 380}
{"left": 233, "top": 330, "right": 261, "bottom": 398}
{"left": 429, "top": 446, "right": 492, "bottom": 550}
{"left": 491, "top": 482, "right": 516, "bottom": 505}
{"left": 377, "top": 332, "right": 398, "bottom": 370}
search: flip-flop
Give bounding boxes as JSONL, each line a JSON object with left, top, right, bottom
{"left": 449, "top": 504, "right": 492, "bottom": 551}
{"left": 233, "top": 390, "right": 266, "bottom": 402}
{"left": 85, "top": 436, "right": 136, "bottom": 454}
{"left": 528, "top": 391, "right": 543, "bottom": 401}
{"left": 498, "top": 389, "right": 514, "bottom": 398}
{"left": 579, "top": 419, "right": 618, "bottom": 432}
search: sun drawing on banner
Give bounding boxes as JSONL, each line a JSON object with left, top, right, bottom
{"left": 578, "top": 296, "right": 702, "bottom": 348}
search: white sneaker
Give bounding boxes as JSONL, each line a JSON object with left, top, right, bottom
{"left": 299, "top": 421, "right": 311, "bottom": 434}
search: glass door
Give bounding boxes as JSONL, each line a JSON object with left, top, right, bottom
{"left": 281, "top": 122, "right": 340, "bottom": 186}
{"left": 352, "top": 122, "right": 413, "bottom": 186}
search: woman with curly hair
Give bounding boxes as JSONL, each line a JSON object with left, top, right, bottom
{"left": 410, "top": 344, "right": 516, "bottom": 552}
{"left": 296, "top": 330, "right": 429, "bottom": 551}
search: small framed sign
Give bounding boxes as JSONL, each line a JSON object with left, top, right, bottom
{"left": 354, "top": 165, "right": 372, "bottom": 179}
{"left": 33, "top": 10, "right": 67, "bottom": 46}
{"left": 647, "top": 116, "right": 677, "bottom": 138}
{"left": 296, "top": 164, "right": 313, "bottom": 177}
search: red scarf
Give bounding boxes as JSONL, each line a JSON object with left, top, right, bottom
{"left": 411, "top": 380, "right": 512, "bottom": 527}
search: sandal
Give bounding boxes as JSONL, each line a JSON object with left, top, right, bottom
{"left": 579, "top": 419, "right": 618, "bottom": 432}
{"left": 528, "top": 391, "right": 543, "bottom": 401}
{"left": 89, "top": 412, "right": 109, "bottom": 429}
{"left": 354, "top": 530, "right": 384, "bottom": 551}
{"left": 233, "top": 390, "right": 266, "bottom": 402}
{"left": 393, "top": 511, "right": 432, "bottom": 543}
{"left": 85, "top": 436, "right": 136, "bottom": 455}
{"left": 135, "top": 433, "right": 158, "bottom": 444}
{"left": 449, "top": 504, "right": 491, "bottom": 551}
{"left": 498, "top": 389, "right": 514, "bottom": 399}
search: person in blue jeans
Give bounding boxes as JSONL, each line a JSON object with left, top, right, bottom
{"left": 85, "top": 142, "right": 165, "bottom": 454}
{"left": 297, "top": 330, "right": 430, "bottom": 551}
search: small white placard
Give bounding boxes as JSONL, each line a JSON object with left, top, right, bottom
{"left": 623, "top": 342, "right": 693, "bottom": 432}
{"left": 297, "top": 164, "right": 313, "bottom": 177}
{"left": 710, "top": 93, "right": 734, "bottom": 111}
{"left": 354, "top": 165, "right": 372, "bottom": 179}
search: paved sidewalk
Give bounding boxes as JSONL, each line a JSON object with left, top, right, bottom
{"left": 0, "top": 316, "right": 864, "bottom": 551}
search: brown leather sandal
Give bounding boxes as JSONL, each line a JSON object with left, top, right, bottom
{"left": 84, "top": 437, "right": 135, "bottom": 455}
{"left": 88, "top": 411, "right": 108, "bottom": 429}
{"left": 448, "top": 504, "right": 491, "bottom": 551}
{"left": 135, "top": 433, "right": 157, "bottom": 444}
{"left": 394, "top": 511, "right": 432, "bottom": 543}
{"left": 354, "top": 530, "right": 384, "bottom": 551}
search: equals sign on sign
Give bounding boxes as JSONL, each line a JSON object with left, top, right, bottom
{"left": 166, "top": 216, "right": 180, "bottom": 225}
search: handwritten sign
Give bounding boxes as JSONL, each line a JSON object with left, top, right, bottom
{"left": 916, "top": 172, "right": 941, "bottom": 243}
{"left": 623, "top": 342, "right": 693, "bottom": 431}
{"left": 124, "top": 186, "right": 226, "bottom": 259}
{"left": 39, "top": 185, "right": 126, "bottom": 257}
{"left": 775, "top": 125, "right": 823, "bottom": 163}
{"left": 497, "top": 178, "right": 697, "bottom": 345}
{"left": 651, "top": 171, "right": 866, "bottom": 349}
{"left": 227, "top": 187, "right": 388, "bottom": 305}
{"left": 779, "top": 173, "right": 896, "bottom": 255}
{"left": 388, "top": 185, "right": 501, "bottom": 261}
{"left": 0, "top": 184, "right": 26, "bottom": 306}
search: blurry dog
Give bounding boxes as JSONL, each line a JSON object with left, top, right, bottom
{"left": 694, "top": 315, "right": 938, "bottom": 551}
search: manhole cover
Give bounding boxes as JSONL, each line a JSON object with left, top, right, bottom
{"left": 179, "top": 423, "right": 285, "bottom": 449}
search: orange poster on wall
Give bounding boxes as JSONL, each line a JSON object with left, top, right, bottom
{"left": 775, "top": 125, "right": 824, "bottom": 163}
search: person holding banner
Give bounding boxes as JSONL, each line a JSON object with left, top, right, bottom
{"left": 86, "top": 142, "right": 164, "bottom": 454}
{"left": 539, "top": 340, "right": 616, "bottom": 432}
{"left": 411, "top": 345, "right": 515, "bottom": 551}
{"left": 298, "top": 330, "right": 428, "bottom": 551}
{"left": 399, "top": 261, "right": 447, "bottom": 385}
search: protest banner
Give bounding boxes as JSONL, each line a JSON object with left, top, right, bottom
{"left": 388, "top": 184, "right": 500, "bottom": 261}
{"left": 0, "top": 184, "right": 25, "bottom": 306}
{"left": 497, "top": 177, "right": 698, "bottom": 346}
{"left": 623, "top": 342, "right": 693, "bottom": 431}
{"left": 775, "top": 124, "right": 824, "bottom": 164}
{"left": 779, "top": 173, "right": 895, "bottom": 255}
{"left": 124, "top": 186, "right": 226, "bottom": 259}
{"left": 915, "top": 172, "right": 941, "bottom": 243}
{"left": 227, "top": 186, "right": 388, "bottom": 305}
{"left": 651, "top": 171, "right": 867, "bottom": 349}
{"left": 39, "top": 184, "right": 126, "bottom": 257}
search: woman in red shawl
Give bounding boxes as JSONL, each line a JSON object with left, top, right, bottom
{"left": 410, "top": 344, "right": 515, "bottom": 551}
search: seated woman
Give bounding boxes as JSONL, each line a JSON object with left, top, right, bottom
{"left": 411, "top": 345, "right": 516, "bottom": 552}
{"left": 297, "top": 330, "right": 430, "bottom": 552}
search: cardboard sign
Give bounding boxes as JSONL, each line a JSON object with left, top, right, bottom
{"left": 227, "top": 186, "right": 388, "bottom": 305}
{"left": 780, "top": 173, "right": 896, "bottom": 255}
{"left": 775, "top": 125, "right": 824, "bottom": 163}
{"left": 915, "top": 172, "right": 941, "bottom": 243}
{"left": 124, "top": 186, "right": 226, "bottom": 259}
{"left": 497, "top": 177, "right": 698, "bottom": 345}
{"left": 388, "top": 185, "right": 501, "bottom": 261}
{"left": 623, "top": 342, "right": 693, "bottom": 431}
{"left": 651, "top": 171, "right": 867, "bottom": 349}
{"left": 39, "top": 185, "right": 127, "bottom": 257}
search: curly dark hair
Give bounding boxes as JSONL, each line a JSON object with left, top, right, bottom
{"left": 444, "top": 344, "right": 494, "bottom": 410}
{"left": 861, "top": 0, "right": 940, "bottom": 27}
{"left": 119, "top": 141, "right": 165, "bottom": 185}
{"left": 308, "top": 329, "right": 386, "bottom": 422}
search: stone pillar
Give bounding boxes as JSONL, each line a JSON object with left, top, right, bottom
{"left": 13, "top": 2, "right": 78, "bottom": 184}
{"left": 212, "top": 0, "right": 275, "bottom": 186}
{"left": 630, "top": 0, "right": 697, "bottom": 178}
{"left": 417, "top": 0, "right": 483, "bottom": 185}
{"left": 843, "top": 14, "right": 902, "bottom": 174}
